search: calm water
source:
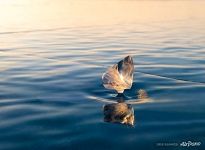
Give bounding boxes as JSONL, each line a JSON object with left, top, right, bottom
{"left": 0, "top": 0, "right": 205, "bottom": 150}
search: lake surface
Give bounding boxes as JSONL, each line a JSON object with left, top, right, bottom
{"left": 0, "top": 0, "right": 205, "bottom": 150}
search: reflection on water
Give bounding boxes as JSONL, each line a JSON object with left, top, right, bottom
{"left": 103, "top": 101, "right": 135, "bottom": 126}
{"left": 0, "top": 0, "right": 205, "bottom": 150}
{"left": 102, "top": 89, "right": 149, "bottom": 126}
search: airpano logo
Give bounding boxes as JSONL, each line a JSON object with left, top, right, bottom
{"left": 156, "top": 140, "right": 202, "bottom": 148}
{"left": 180, "top": 141, "right": 201, "bottom": 147}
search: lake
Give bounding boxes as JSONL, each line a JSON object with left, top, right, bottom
{"left": 0, "top": 0, "right": 205, "bottom": 150}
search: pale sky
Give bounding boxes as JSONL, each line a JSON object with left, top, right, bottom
{"left": 0, "top": 0, "right": 204, "bottom": 32}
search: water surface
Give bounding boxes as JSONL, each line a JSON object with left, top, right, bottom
{"left": 0, "top": 0, "right": 205, "bottom": 150}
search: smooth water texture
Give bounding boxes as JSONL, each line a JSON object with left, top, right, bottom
{"left": 0, "top": 0, "right": 205, "bottom": 150}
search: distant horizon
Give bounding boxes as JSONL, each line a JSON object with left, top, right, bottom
{"left": 0, "top": 0, "right": 204, "bottom": 33}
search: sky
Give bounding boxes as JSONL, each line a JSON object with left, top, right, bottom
{"left": 0, "top": 0, "right": 204, "bottom": 32}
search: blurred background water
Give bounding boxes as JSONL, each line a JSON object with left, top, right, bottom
{"left": 0, "top": 0, "right": 205, "bottom": 150}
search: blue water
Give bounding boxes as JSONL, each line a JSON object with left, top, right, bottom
{"left": 0, "top": 1, "right": 205, "bottom": 150}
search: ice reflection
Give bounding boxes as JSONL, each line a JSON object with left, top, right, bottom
{"left": 88, "top": 89, "right": 151, "bottom": 126}
{"left": 103, "top": 100, "right": 135, "bottom": 126}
